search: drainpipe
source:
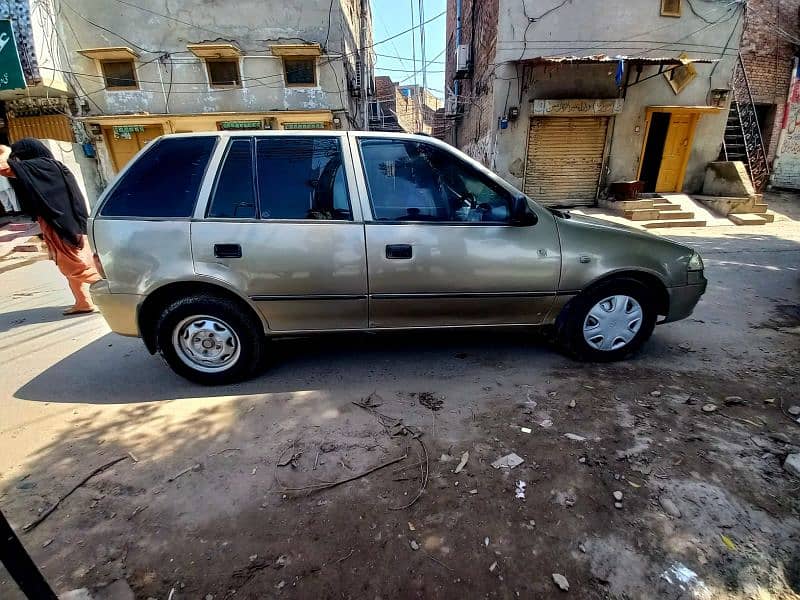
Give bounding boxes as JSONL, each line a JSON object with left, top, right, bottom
{"left": 454, "top": 0, "right": 462, "bottom": 100}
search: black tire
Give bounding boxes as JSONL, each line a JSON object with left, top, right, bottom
{"left": 556, "top": 278, "right": 657, "bottom": 362}
{"left": 155, "top": 294, "right": 265, "bottom": 385}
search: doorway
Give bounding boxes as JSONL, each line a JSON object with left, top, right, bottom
{"left": 638, "top": 110, "right": 699, "bottom": 193}
{"left": 639, "top": 112, "right": 670, "bottom": 193}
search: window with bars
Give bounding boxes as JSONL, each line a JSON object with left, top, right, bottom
{"left": 101, "top": 60, "right": 138, "bottom": 90}
{"left": 283, "top": 57, "right": 317, "bottom": 87}
{"left": 206, "top": 59, "right": 241, "bottom": 88}
{"left": 661, "top": 0, "right": 681, "bottom": 17}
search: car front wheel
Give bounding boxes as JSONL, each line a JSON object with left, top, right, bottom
{"left": 156, "top": 294, "right": 265, "bottom": 385}
{"left": 557, "top": 278, "right": 657, "bottom": 362}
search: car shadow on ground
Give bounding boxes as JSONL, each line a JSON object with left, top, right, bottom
{"left": 13, "top": 327, "right": 569, "bottom": 404}
{"left": 13, "top": 230, "right": 800, "bottom": 405}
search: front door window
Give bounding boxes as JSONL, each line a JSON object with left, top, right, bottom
{"left": 358, "top": 138, "right": 512, "bottom": 223}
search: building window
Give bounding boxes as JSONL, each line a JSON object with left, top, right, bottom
{"left": 660, "top": 0, "right": 681, "bottom": 17}
{"left": 206, "top": 59, "right": 241, "bottom": 88}
{"left": 101, "top": 60, "right": 137, "bottom": 90}
{"left": 665, "top": 55, "right": 697, "bottom": 94}
{"left": 283, "top": 57, "right": 316, "bottom": 87}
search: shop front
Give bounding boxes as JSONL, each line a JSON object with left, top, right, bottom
{"left": 84, "top": 110, "right": 335, "bottom": 176}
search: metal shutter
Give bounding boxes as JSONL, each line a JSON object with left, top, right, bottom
{"left": 523, "top": 117, "right": 610, "bottom": 207}
{"left": 7, "top": 115, "right": 74, "bottom": 144}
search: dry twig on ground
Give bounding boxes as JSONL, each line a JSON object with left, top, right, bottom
{"left": 23, "top": 455, "right": 130, "bottom": 532}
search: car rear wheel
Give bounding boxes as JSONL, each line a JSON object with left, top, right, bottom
{"left": 557, "top": 278, "right": 657, "bottom": 362}
{"left": 156, "top": 294, "right": 265, "bottom": 384}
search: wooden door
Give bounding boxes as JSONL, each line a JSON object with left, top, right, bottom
{"left": 655, "top": 114, "right": 698, "bottom": 192}
{"left": 105, "top": 125, "right": 164, "bottom": 172}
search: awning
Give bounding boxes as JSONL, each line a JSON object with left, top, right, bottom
{"left": 270, "top": 44, "right": 322, "bottom": 57}
{"left": 647, "top": 105, "right": 723, "bottom": 114}
{"left": 186, "top": 43, "right": 242, "bottom": 59}
{"left": 518, "top": 54, "right": 716, "bottom": 66}
{"left": 77, "top": 47, "right": 139, "bottom": 61}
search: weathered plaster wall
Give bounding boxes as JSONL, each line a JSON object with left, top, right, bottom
{"left": 447, "top": 0, "right": 744, "bottom": 196}
{"left": 60, "top": 0, "right": 367, "bottom": 122}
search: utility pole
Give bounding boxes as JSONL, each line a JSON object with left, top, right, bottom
{"left": 418, "top": 0, "right": 427, "bottom": 132}
{"left": 360, "top": 0, "right": 369, "bottom": 130}
{"left": 0, "top": 510, "right": 57, "bottom": 599}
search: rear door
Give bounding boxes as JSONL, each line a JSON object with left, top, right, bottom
{"left": 351, "top": 135, "right": 561, "bottom": 328}
{"left": 191, "top": 134, "right": 368, "bottom": 332}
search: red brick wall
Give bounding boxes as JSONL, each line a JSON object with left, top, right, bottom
{"left": 444, "top": 0, "right": 499, "bottom": 162}
{"left": 740, "top": 0, "right": 800, "bottom": 161}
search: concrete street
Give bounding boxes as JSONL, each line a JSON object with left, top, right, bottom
{"left": 1, "top": 195, "right": 799, "bottom": 599}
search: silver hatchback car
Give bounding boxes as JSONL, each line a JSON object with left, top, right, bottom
{"left": 89, "top": 131, "right": 706, "bottom": 384}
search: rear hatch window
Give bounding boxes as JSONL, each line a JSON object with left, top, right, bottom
{"left": 100, "top": 136, "right": 217, "bottom": 218}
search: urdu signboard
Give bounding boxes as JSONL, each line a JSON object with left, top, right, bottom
{"left": 0, "top": 20, "right": 26, "bottom": 91}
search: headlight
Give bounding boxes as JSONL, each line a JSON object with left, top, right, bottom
{"left": 687, "top": 252, "right": 704, "bottom": 271}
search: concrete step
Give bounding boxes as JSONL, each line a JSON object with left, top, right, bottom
{"left": 728, "top": 213, "right": 768, "bottom": 226}
{"left": 624, "top": 208, "right": 661, "bottom": 221}
{"left": 653, "top": 203, "right": 681, "bottom": 211}
{"left": 750, "top": 203, "right": 769, "bottom": 214}
{"left": 762, "top": 211, "right": 776, "bottom": 223}
{"left": 643, "top": 219, "right": 707, "bottom": 229}
{"left": 608, "top": 199, "right": 654, "bottom": 210}
{"left": 658, "top": 211, "right": 695, "bottom": 220}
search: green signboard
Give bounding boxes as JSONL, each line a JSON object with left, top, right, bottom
{"left": 283, "top": 122, "right": 326, "bottom": 130}
{"left": 219, "top": 120, "right": 263, "bottom": 130}
{"left": 113, "top": 125, "right": 146, "bottom": 139}
{"left": 0, "top": 20, "right": 26, "bottom": 91}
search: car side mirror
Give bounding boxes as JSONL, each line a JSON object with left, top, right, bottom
{"left": 510, "top": 196, "right": 538, "bottom": 226}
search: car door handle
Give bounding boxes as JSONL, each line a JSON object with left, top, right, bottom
{"left": 386, "top": 244, "right": 412, "bottom": 259}
{"left": 214, "top": 243, "right": 242, "bottom": 259}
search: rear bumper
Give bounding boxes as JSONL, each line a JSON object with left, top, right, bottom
{"left": 90, "top": 280, "right": 142, "bottom": 337}
{"left": 663, "top": 273, "right": 707, "bottom": 323}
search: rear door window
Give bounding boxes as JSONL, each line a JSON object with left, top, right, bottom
{"left": 255, "top": 137, "right": 352, "bottom": 220}
{"left": 207, "top": 138, "right": 256, "bottom": 219}
{"left": 100, "top": 136, "right": 217, "bottom": 218}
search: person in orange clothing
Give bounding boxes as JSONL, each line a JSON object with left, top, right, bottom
{"left": 0, "top": 138, "right": 101, "bottom": 315}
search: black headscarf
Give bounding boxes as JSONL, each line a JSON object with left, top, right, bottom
{"left": 8, "top": 138, "right": 89, "bottom": 247}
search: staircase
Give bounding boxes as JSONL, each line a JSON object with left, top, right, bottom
{"left": 692, "top": 193, "right": 776, "bottom": 226}
{"left": 721, "top": 53, "right": 770, "bottom": 192}
{"left": 723, "top": 102, "right": 748, "bottom": 163}
{"left": 602, "top": 195, "right": 706, "bottom": 228}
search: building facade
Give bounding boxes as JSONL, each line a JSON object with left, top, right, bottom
{"left": 372, "top": 76, "right": 443, "bottom": 133}
{"left": 61, "top": 0, "right": 373, "bottom": 181}
{"left": 0, "top": 0, "right": 374, "bottom": 186}
{"left": 740, "top": 0, "right": 800, "bottom": 189}
{"left": 444, "top": 0, "right": 746, "bottom": 206}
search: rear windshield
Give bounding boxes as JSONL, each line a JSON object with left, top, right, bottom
{"left": 100, "top": 136, "right": 217, "bottom": 218}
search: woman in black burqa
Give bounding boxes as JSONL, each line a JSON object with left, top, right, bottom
{"left": 0, "top": 138, "right": 101, "bottom": 314}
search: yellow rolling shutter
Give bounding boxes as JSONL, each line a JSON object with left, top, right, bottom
{"left": 523, "top": 116, "right": 610, "bottom": 207}
{"left": 7, "top": 115, "right": 74, "bottom": 144}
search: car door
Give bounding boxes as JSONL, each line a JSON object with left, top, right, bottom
{"left": 191, "top": 134, "right": 368, "bottom": 332}
{"left": 352, "top": 134, "right": 562, "bottom": 328}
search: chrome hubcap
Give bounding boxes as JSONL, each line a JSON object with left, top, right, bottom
{"left": 172, "top": 315, "right": 241, "bottom": 373}
{"left": 583, "top": 295, "right": 643, "bottom": 351}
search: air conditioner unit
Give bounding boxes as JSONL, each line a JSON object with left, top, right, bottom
{"left": 455, "top": 44, "right": 471, "bottom": 79}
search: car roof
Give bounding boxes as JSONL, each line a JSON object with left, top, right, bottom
{"left": 159, "top": 130, "right": 437, "bottom": 142}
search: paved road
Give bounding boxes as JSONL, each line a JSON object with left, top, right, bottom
{"left": 1, "top": 213, "right": 798, "bottom": 598}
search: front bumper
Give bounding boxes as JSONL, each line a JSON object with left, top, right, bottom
{"left": 662, "top": 272, "right": 707, "bottom": 323}
{"left": 89, "top": 280, "right": 142, "bottom": 337}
